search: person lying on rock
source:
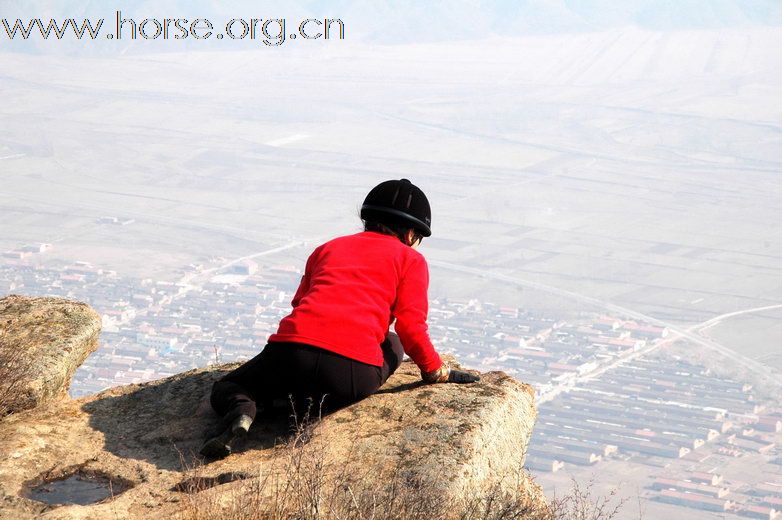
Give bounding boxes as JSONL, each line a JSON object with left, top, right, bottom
{"left": 200, "top": 178, "right": 480, "bottom": 459}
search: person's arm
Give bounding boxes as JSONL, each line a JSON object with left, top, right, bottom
{"left": 392, "top": 254, "right": 441, "bottom": 372}
{"left": 393, "top": 254, "right": 479, "bottom": 384}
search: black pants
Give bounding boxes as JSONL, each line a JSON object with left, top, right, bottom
{"left": 210, "top": 333, "right": 405, "bottom": 424}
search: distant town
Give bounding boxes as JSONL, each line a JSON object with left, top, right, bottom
{"left": 2, "top": 243, "right": 780, "bottom": 520}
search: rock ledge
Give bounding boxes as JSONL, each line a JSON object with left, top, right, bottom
{"left": 0, "top": 295, "right": 101, "bottom": 415}
{"left": 0, "top": 296, "right": 547, "bottom": 519}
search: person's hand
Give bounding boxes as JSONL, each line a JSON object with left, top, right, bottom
{"left": 421, "top": 364, "right": 480, "bottom": 384}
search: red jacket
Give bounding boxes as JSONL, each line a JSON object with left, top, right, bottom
{"left": 268, "top": 231, "right": 442, "bottom": 373}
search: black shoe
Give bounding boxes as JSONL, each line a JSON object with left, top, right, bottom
{"left": 199, "top": 414, "right": 253, "bottom": 459}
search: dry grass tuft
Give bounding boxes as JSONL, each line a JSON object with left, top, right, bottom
{"left": 548, "top": 478, "right": 628, "bottom": 520}
{"left": 175, "top": 402, "right": 627, "bottom": 520}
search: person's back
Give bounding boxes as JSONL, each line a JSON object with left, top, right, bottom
{"left": 269, "top": 230, "right": 441, "bottom": 373}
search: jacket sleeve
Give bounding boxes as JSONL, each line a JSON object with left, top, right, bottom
{"left": 392, "top": 254, "right": 442, "bottom": 373}
{"left": 291, "top": 247, "right": 318, "bottom": 308}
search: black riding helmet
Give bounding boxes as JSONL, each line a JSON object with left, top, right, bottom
{"left": 361, "top": 179, "right": 432, "bottom": 237}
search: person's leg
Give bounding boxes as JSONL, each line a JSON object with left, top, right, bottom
{"left": 271, "top": 343, "right": 378, "bottom": 414}
{"left": 379, "top": 331, "right": 405, "bottom": 385}
{"left": 265, "top": 337, "right": 403, "bottom": 420}
{"left": 209, "top": 347, "right": 275, "bottom": 423}
{"left": 286, "top": 343, "right": 352, "bottom": 416}
{"left": 202, "top": 344, "right": 285, "bottom": 458}
{"left": 210, "top": 379, "right": 257, "bottom": 423}
{"left": 201, "top": 384, "right": 255, "bottom": 459}
{"left": 305, "top": 338, "right": 406, "bottom": 411}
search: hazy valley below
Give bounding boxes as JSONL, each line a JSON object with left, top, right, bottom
{"left": 2, "top": 20, "right": 781, "bottom": 520}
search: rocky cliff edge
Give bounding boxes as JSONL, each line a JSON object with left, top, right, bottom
{"left": 0, "top": 295, "right": 549, "bottom": 519}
